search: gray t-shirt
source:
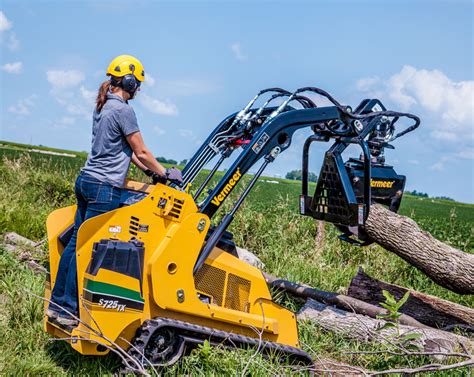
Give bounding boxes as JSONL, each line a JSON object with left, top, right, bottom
{"left": 82, "top": 92, "right": 140, "bottom": 186}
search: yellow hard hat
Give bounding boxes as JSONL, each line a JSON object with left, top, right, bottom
{"left": 106, "top": 54, "right": 145, "bottom": 82}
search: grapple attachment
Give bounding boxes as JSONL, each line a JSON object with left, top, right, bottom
{"left": 308, "top": 151, "right": 363, "bottom": 226}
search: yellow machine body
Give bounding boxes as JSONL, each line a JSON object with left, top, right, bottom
{"left": 44, "top": 180, "right": 300, "bottom": 355}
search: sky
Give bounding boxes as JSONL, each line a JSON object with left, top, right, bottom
{"left": 0, "top": 0, "right": 473, "bottom": 202}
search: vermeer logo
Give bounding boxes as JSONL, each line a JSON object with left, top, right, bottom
{"left": 211, "top": 168, "right": 242, "bottom": 206}
{"left": 371, "top": 179, "right": 395, "bottom": 188}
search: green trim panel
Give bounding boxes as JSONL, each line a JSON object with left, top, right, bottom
{"left": 84, "top": 278, "right": 144, "bottom": 303}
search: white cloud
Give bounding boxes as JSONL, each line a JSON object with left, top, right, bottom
{"left": 230, "top": 42, "right": 247, "bottom": 61}
{"left": 7, "top": 31, "right": 19, "bottom": 50}
{"left": 8, "top": 95, "right": 37, "bottom": 116}
{"left": 0, "top": 12, "right": 19, "bottom": 50}
{"left": 0, "top": 11, "right": 12, "bottom": 32}
{"left": 61, "top": 102, "right": 91, "bottom": 118}
{"left": 60, "top": 116, "right": 75, "bottom": 125}
{"left": 430, "top": 130, "right": 458, "bottom": 142}
{"left": 80, "top": 85, "right": 96, "bottom": 104}
{"left": 52, "top": 116, "right": 77, "bottom": 130}
{"left": 46, "top": 69, "right": 92, "bottom": 118}
{"left": 178, "top": 129, "right": 193, "bottom": 138}
{"left": 163, "top": 78, "right": 218, "bottom": 96}
{"left": 2, "top": 61, "right": 22, "bottom": 74}
{"left": 428, "top": 149, "right": 473, "bottom": 172}
{"left": 153, "top": 126, "right": 166, "bottom": 136}
{"left": 407, "top": 159, "right": 419, "bottom": 165}
{"left": 144, "top": 73, "right": 155, "bottom": 87}
{"left": 357, "top": 65, "right": 473, "bottom": 143}
{"left": 454, "top": 148, "right": 474, "bottom": 160}
{"left": 356, "top": 76, "right": 380, "bottom": 92}
{"left": 47, "top": 70, "right": 85, "bottom": 90}
{"left": 138, "top": 93, "right": 178, "bottom": 116}
{"left": 429, "top": 162, "right": 445, "bottom": 172}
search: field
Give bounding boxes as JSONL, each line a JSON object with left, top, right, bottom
{"left": 0, "top": 141, "right": 472, "bottom": 375}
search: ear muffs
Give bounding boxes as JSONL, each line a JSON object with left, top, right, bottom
{"left": 121, "top": 74, "right": 139, "bottom": 93}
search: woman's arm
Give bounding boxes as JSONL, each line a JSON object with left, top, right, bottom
{"left": 131, "top": 153, "right": 147, "bottom": 171}
{"left": 127, "top": 131, "right": 166, "bottom": 176}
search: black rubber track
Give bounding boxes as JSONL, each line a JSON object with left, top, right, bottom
{"left": 126, "top": 317, "right": 314, "bottom": 370}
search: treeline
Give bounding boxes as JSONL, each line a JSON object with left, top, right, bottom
{"left": 156, "top": 157, "right": 188, "bottom": 166}
{"left": 285, "top": 169, "right": 317, "bottom": 182}
{"left": 407, "top": 190, "right": 454, "bottom": 201}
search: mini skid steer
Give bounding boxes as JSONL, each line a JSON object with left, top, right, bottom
{"left": 44, "top": 86, "right": 419, "bottom": 368}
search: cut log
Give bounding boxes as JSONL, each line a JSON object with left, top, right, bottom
{"left": 264, "top": 273, "right": 427, "bottom": 328}
{"left": 348, "top": 269, "right": 474, "bottom": 331}
{"left": 298, "top": 299, "right": 473, "bottom": 356}
{"left": 364, "top": 204, "right": 474, "bottom": 294}
{"left": 4, "top": 232, "right": 37, "bottom": 248}
{"left": 2, "top": 232, "right": 47, "bottom": 273}
{"left": 236, "top": 246, "right": 265, "bottom": 270}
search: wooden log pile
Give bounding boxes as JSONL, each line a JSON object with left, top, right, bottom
{"left": 348, "top": 269, "right": 474, "bottom": 331}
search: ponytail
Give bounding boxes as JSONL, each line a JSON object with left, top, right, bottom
{"left": 96, "top": 80, "right": 112, "bottom": 112}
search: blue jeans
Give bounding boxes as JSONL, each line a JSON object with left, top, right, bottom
{"left": 49, "top": 172, "right": 121, "bottom": 317}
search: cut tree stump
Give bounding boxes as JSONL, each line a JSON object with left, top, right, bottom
{"left": 364, "top": 203, "right": 474, "bottom": 294}
{"left": 348, "top": 269, "right": 474, "bottom": 331}
{"left": 298, "top": 299, "right": 474, "bottom": 356}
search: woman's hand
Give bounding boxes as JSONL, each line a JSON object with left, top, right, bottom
{"left": 165, "top": 167, "right": 183, "bottom": 184}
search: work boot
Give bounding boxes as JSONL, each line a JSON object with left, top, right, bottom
{"left": 56, "top": 315, "right": 79, "bottom": 328}
{"left": 46, "top": 308, "right": 59, "bottom": 320}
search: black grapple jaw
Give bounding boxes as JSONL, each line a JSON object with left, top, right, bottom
{"left": 306, "top": 151, "right": 364, "bottom": 227}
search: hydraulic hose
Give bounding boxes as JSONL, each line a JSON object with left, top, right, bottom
{"left": 294, "top": 87, "right": 420, "bottom": 139}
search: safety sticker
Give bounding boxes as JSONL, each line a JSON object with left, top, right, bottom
{"left": 358, "top": 205, "right": 364, "bottom": 225}
{"left": 108, "top": 225, "right": 122, "bottom": 234}
{"left": 252, "top": 132, "right": 269, "bottom": 154}
{"left": 158, "top": 197, "right": 168, "bottom": 209}
{"left": 138, "top": 224, "right": 149, "bottom": 232}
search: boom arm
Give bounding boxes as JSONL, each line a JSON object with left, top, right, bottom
{"left": 175, "top": 87, "right": 420, "bottom": 274}
{"left": 200, "top": 106, "right": 342, "bottom": 217}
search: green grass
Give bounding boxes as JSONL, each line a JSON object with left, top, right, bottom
{"left": 0, "top": 140, "right": 88, "bottom": 158}
{"left": 0, "top": 142, "right": 473, "bottom": 375}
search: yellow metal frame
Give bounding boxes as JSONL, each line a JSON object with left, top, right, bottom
{"left": 45, "top": 180, "right": 300, "bottom": 356}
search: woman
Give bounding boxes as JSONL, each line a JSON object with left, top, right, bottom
{"left": 47, "top": 55, "right": 183, "bottom": 327}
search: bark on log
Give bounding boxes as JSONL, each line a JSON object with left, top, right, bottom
{"left": 235, "top": 246, "right": 265, "bottom": 270}
{"left": 264, "top": 273, "right": 427, "bottom": 328}
{"left": 364, "top": 204, "right": 474, "bottom": 294}
{"left": 4, "top": 232, "right": 36, "bottom": 248}
{"left": 348, "top": 269, "right": 474, "bottom": 331}
{"left": 298, "top": 299, "right": 473, "bottom": 356}
{"left": 2, "top": 232, "right": 47, "bottom": 273}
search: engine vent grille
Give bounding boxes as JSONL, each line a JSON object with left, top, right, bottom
{"left": 129, "top": 216, "right": 140, "bottom": 236}
{"left": 195, "top": 264, "right": 252, "bottom": 312}
{"left": 224, "top": 273, "right": 251, "bottom": 312}
{"left": 195, "top": 264, "right": 225, "bottom": 306}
